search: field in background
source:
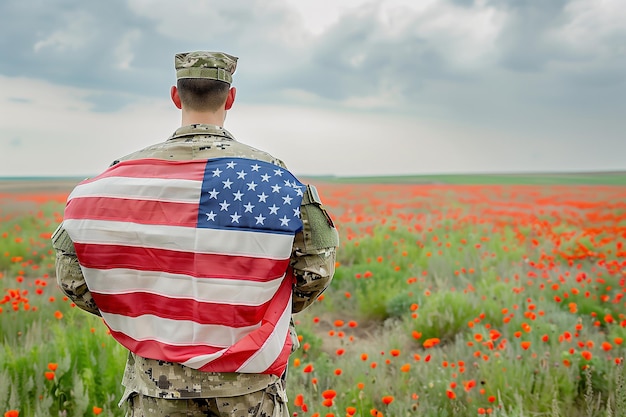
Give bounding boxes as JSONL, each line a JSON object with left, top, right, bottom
{"left": 3, "top": 170, "right": 626, "bottom": 190}
{"left": 311, "top": 171, "right": 626, "bottom": 185}
{"left": 1, "top": 172, "right": 626, "bottom": 417}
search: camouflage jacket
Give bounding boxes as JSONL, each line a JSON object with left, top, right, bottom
{"left": 52, "top": 124, "right": 338, "bottom": 399}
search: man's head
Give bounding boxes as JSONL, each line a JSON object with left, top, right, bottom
{"left": 172, "top": 51, "right": 238, "bottom": 113}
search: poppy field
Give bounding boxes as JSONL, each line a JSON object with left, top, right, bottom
{"left": 2, "top": 177, "right": 626, "bottom": 417}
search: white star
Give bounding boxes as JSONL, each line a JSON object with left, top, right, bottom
{"left": 255, "top": 214, "right": 266, "bottom": 225}
{"left": 212, "top": 168, "right": 222, "bottom": 177}
{"left": 244, "top": 202, "right": 255, "bottom": 213}
{"left": 233, "top": 190, "right": 244, "bottom": 201}
{"left": 293, "top": 207, "right": 301, "bottom": 217}
{"left": 219, "top": 200, "right": 230, "bottom": 211}
{"left": 268, "top": 204, "right": 279, "bottom": 215}
{"left": 246, "top": 181, "right": 258, "bottom": 191}
{"left": 295, "top": 187, "right": 304, "bottom": 197}
{"left": 279, "top": 216, "right": 290, "bottom": 226}
{"left": 258, "top": 192, "right": 268, "bottom": 203}
{"left": 230, "top": 212, "right": 241, "bottom": 223}
{"left": 237, "top": 170, "right": 247, "bottom": 179}
{"left": 271, "top": 184, "right": 282, "bottom": 193}
{"left": 284, "top": 179, "right": 292, "bottom": 187}
{"left": 251, "top": 164, "right": 261, "bottom": 171}
{"left": 222, "top": 178, "right": 233, "bottom": 189}
{"left": 205, "top": 211, "right": 217, "bottom": 221}
{"left": 207, "top": 188, "right": 219, "bottom": 199}
{"left": 226, "top": 161, "right": 237, "bottom": 169}
{"left": 274, "top": 168, "right": 283, "bottom": 176}
{"left": 282, "top": 195, "right": 293, "bottom": 205}
{"left": 261, "top": 173, "right": 271, "bottom": 182}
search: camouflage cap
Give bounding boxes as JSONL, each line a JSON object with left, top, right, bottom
{"left": 174, "top": 51, "right": 238, "bottom": 83}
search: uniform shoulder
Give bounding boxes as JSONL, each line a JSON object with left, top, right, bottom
{"left": 226, "top": 141, "right": 287, "bottom": 168}
{"left": 108, "top": 144, "right": 162, "bottom": 166}
{"left": 106, "top": 132, "right": 289, "bottom": 169}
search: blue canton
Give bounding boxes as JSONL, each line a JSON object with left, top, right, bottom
{"left": 197, "top": 158, "right": 305, "bottom": 234}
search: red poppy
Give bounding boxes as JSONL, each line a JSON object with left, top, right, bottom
{"left": 322, "top": 390, "right": 337, "bottom": 400}
{"left": 423, "top": 338, "right": 440, "bottom": 348}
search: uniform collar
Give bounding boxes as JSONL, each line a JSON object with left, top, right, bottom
{"left": 168, "top": 124, "right": 236, "bottom": 141}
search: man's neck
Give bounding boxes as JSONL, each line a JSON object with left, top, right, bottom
{"left": 181, "top": 109, "right": 225, "bottom": 127}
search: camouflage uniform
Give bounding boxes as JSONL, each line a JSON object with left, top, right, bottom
{"left": 52, "top": 52, "right": 338, "bottom": 417}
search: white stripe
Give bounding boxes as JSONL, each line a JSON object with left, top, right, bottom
{"left": 236, "top": 294, "right": 293, "bottom": 373}
{"left": 178, "top": 351, "right": 226, "bottom": 370}
{"left": 68, "top": 177, "right": 202, "bottom": 203}
{"left": 63, "top": 219, "right": 295, "bottom": 259}
{"left": 181, "top": 296, "right": 292, "bottom": 371}
{"left": 84, "top": 267, "right": 284, "bottom": 306}
{"left": 102, "top": 312, "right": 259, "bottom": 347}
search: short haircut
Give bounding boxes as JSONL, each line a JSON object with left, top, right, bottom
{"left": 177, "top": 78, "right": 230, "bottom": 112}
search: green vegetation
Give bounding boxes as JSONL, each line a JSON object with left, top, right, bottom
{"left": 307, "top": 171, "right": 626, "bottom": 185}
{"left": 2, "top": 179, "right": 626, "bottom": 416}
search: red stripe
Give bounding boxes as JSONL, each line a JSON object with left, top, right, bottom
{"left": 80, "top": 158, "right": 207, "bottom": 184}
{"left": 65, "top": 197, "right": 198, "bottom": 226}
{"left": 198, "top": 277, "right": 293, "bottom": 374}
{"left": 75, "top": 243, "right": 289, "bottom": 281}
{"left": 103, "top": 276, "right": 293, "bottom": 376}
{"left": 264, "top": 332, "right": 294, "bottom": 377}
{"left": 92, "top": 292, "right": 270, "bottom": 326}
{"left": 108, "top": 329, "right": 223, "bottom": 363}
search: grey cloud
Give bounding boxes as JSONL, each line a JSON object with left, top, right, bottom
{"left": 449, "top": 0, "right": 476, "bottom": 7}
{"left": 0, "top": 0, "right": 172, "bottom": 98}
{"left": 268, "top": 0, "right": 626, "bottom": 132}
{"left": 84, "top": 92, "right": 136, "bottom": 112}
{"left": 8, "top": 137, "right": 23, "bottom": 148}
{"left": 488, "top": 0, "right": 576, "bottom": 71}
{"left": 0, "top": 0, "right": 307, "bottom": 109}
{"left": 8, "top": 97, "right": 32, "bottom": 104}
{"left": 246, "top": 8, "right": 460, "bottom": 106}
{"left": 1, "top": 0, "right": 624, "bottom": 123}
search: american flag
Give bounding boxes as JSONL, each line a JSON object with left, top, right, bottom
{"left": 62, "top": 157, "right": 305, "bottom": 376}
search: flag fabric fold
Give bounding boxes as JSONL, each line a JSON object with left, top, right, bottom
{"left": 63, "top": 157, "right": 305, "bottom": 376}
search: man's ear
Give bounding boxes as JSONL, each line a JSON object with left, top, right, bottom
{"left": 225, "top": 87, "right": 236, "bottom": 110}
{"left": 171, "top": 86, "right": 182, "bottom": 109}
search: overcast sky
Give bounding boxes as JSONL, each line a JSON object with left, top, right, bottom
{"left": 1, "top": 0, "right": 624, "bottom": 177}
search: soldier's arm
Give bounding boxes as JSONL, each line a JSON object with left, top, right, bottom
{"left": 51, "top": 224, "right": 101, "bottom": 316}
{"left": 291, "top": 185, "right": 339, "bottom": 313}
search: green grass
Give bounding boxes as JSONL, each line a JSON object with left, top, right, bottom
{"left": 306, "top": 171, "right": 626, "bottom": 185}
{"left": 2, "top": 180, "right": 626, "bottom": 416}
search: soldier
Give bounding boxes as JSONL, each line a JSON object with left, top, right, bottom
{"left": 52, "top": 51, "right": 339, "bottom": 416}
